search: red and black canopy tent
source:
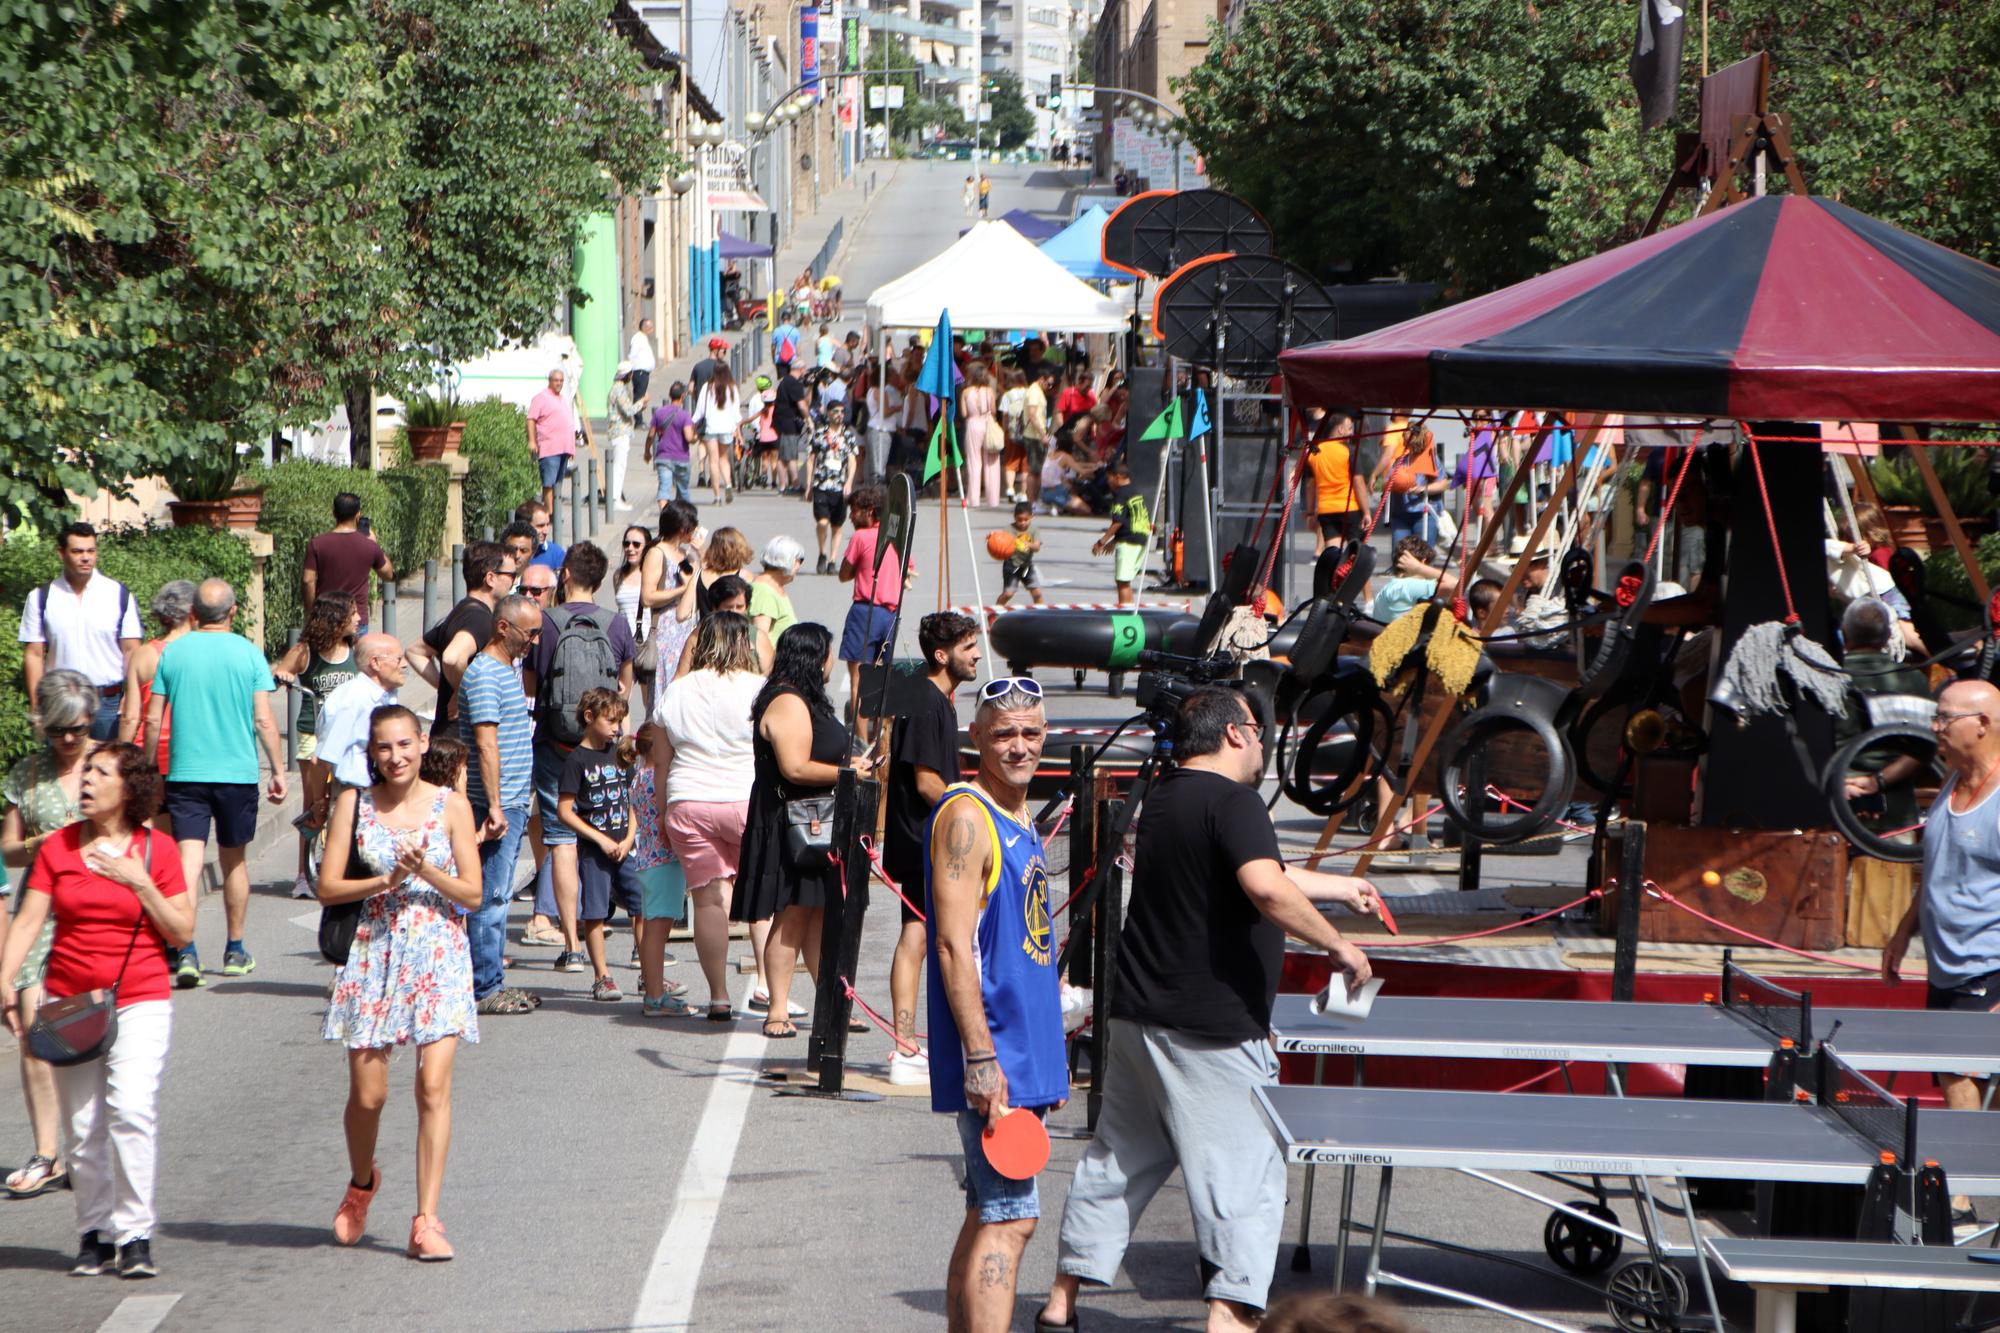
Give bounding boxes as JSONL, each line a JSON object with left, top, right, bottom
{"left": 1279, "top": 195, "right": 2000, "bottom": 424}
{"left": 1280, "top": 193, "right": 2000, "bottom": 863}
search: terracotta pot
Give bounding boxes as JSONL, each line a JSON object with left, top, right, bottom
{"left": 169, "top": 492, "right": 263, "bottom": 531}
{"left": 1881, "top": 505, "right": 1930, "bottom": 552}
{"left": 406, "top": 422, "right": 465, "bottom": 460}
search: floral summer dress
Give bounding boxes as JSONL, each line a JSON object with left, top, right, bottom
{"left": 5, "top": 750, "right": 80, "bottom": 988}
{"left": 322, "top": 788, "right": 477, "bottom": 1049}
{"left": 629, "top": 762, "right": 674, "bottom": 874}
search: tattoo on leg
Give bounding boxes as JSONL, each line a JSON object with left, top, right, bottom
{"left": 896, "top": 1007, "right": 916, "bottom": 1040}
{"left": 977, "top": 1251, "right": 1012, "bottom": 1290}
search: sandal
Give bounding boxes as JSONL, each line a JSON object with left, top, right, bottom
{"left": 476, "top": 988, "right": 537, "bottom": 1015}
{"left": 5, "top": 1154, "right": 66, "bottom": 1199}
{"left": 761, "top": 1021, "right": 798, "bottom": 1039}
{"left": 706, "top": 1000, "right": 735, "bottom": 1023}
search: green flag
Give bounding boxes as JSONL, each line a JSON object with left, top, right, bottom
{"left": 1138, "top": 397, "right": 1184, "bottom": 442}
{"left": 923, "top": 411, "right": 961, "bottom": 484}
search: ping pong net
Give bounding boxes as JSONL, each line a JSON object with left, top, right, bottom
{"left": 1719, "top": 957, "right": 1813, "bottom": 1053}
{"left": 1810, "top": 1043, "right": 1919, "bottom": 1169}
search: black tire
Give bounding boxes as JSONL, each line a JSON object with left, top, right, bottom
{"left": 1605, "top": 1258, "right": 1689, "bottom": 1333}
{"left": 1822, "top": 723, "right": 1940, "bottom": 863}
{"left": 1283, "top": 674, "right": 1391, "bottom": 817}
{"left": 1439, "top": 705, "right": 1577, "bottom": 846}
{"left": 1543, "top": 1202, "right": 1623, "bottom": 1276}
{"left": 1286, "top": 598, "right": 1345, "bottom": 684}
{"left": 1578, "top": 561, "right": 1656, "bottom": 698}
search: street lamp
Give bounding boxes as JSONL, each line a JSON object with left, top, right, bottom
{"left": 745, "top": 109, "right": 768, "bottom": 133}
{"left": 670, "top": 170, "right": 698, "bottom": 194}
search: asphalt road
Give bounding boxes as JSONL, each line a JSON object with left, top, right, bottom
{"left": 2, "top": 159, "right": 1725, "bottom": 1333}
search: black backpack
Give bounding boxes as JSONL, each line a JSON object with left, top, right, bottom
{"left": 536, "top": 605, "right": 618, "bottom": 746}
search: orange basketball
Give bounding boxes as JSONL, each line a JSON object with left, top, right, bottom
{"left": 987, "top": 530, "right": 1018, "bottom": 560}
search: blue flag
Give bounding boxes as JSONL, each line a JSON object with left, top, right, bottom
{"left": 1187, "top": 390, "right": 1212, "bottom": 440}
{"left": 918, "top": 312, "right": 963, "bottom": 482}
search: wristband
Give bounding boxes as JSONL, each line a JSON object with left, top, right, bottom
{"left": 965, "top": 1052, "right": 998, "bottom": 1064}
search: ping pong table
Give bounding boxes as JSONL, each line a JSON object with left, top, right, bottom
{"left": 1257, "top": 1044, "right": 1980, "bottom": 1332}
{"left": 1701, "top": 1237, "right": 2000, "bottom": 1333}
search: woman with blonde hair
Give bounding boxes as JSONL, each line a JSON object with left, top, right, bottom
{"left": 651, "top": 612, "right": 766, "bottom": 1019}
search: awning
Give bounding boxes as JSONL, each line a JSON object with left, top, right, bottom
{"left": 706, "top": 187, "right": 770, "bottom": 212}
{"left": 719, "top": 229, "right": 773, "bottom": 260}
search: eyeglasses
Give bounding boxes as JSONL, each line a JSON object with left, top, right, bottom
{"left": 624, "top": 540, "right": 644, "bottom": 549}
{"left": 50, "top": 724, "right": 89, "bottom": 739}
{"left": 1234, "top": 713, "right": 1265, "bottom": 739}
{"left": 524, "top": 584, "right": 555, "bottom": 597}
{"left": 979, "top": 676, "right": 1044, "bottom": 702}
{"left": 1934, "top": 710, "right": 1983, "bottom": 730}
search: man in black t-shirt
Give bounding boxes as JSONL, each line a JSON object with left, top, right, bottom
{"left": 772, "top": 360, "right": 812, "bottom": 492}
{"left": 882, "top": 611, "right": 980, "bottom": 1087}
{"left": 403, "top": 541, "right": 513, "bottom": 733}
{"left": 1041, "top": 689, "right": 1380, "bottom": 1333}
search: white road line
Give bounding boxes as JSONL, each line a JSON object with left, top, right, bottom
{"left": 630, "top": 1026, "right": 769, "bottom": 1331}
{"left": 94, "top": 1293, "right": 183, "bottom": 1333}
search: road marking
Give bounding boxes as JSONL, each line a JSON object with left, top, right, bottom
{"left": 289, "top": 910, "right": 319, "bottom": 932}
{"left": 95, "top": 1294, "right": 183, "bottom": 1333}
{"left": 631, "top": 1026, "right": 768, "bottom": 1330}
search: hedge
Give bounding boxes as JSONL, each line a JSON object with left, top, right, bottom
{"left": 0, "top": 525, "right": 254, "bottom": 771}
{"left": 460, "top": 397, "right": 541, "bottom": 541}
{"left": 261, "top": 460, "right": 446, "bottom": 651}
{"left": 378, "top": 465, "right": 449, "bottom": 579}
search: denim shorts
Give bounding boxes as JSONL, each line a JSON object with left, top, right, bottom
{"left": 539, "top": 453, "right": 573, "bottom": 489}
{"left": 956, "top": 1108, "right": 1043, "bottom": 1224}
{"left": 533, "top": 742, "right": 575, "bottom": 845}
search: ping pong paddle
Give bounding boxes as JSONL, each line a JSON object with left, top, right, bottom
{"left": 1373, "top": 892, "right": 1399, "bottom": 936}
{"left": 982, "top": 1107, "right": 1050, "bottom": 1180}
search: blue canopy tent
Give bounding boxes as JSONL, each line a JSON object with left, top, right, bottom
{"left": 960, "top": 208, "right": 1064, "bottom": 243}
{"left": 1039, "top": 205, "right": 1119, "bottom": 282}
{"left": 719, "top": 228, "right": 773, "bottom": 259}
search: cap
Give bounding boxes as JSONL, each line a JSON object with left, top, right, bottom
{"left": 615, "top": 360, "right": 633, "bottom": 377}
{"left": 755, "top": 375, "right": 772, "bottom": 389}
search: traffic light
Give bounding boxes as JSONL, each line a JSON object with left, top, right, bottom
{"left": 1049, "top": 74, "right": 1063, "bottom": 108}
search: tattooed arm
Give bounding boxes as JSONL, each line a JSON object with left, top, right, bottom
{"left": 930, "top": 795, "right": 1006, "bottom": 1122}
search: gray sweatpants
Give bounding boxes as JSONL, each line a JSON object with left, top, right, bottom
{"left": 1056, "top": 1018, "right": 1285, "bottom": 1310}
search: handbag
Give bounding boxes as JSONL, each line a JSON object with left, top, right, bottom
{"left": 26, "top": 835, "right": 151, "bottom": 1067}
{"left": 318, "top": 803, "right": 370, "bottom": 966}
{"left": 634, "top": 550, "right": 679, "bottom": 676}
{"left": 781, "top": 794, "right": 838, "bottom": 870}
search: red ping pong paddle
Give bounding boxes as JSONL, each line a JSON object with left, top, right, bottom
{"left": 1373, "top": 893, "right": 1399, "bottom": 936}
{"left": 982, "top": 1107, "right": 1050, "bottom": 1180}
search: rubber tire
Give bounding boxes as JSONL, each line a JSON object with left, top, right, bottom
{"left": 1577, "top": 561, "right": 1656, "bottom": 699}
{"left": 1438, "top": 705, "right": 1577, "bottom": 846}
{"left": 1822, "top": 723, "right": 1941, "bottom": 864}
{"left": 1286, "top": 598, "right": 1345, "bottom": 685}
{"left": 1543, "top": 1201, "right": 1623, "bottom": 1276}
{"left": 1605, "top": 1258, "right": 1690, "bottom": 1333}
{"left": 1284, "top": 674, "right": 1391, "bottom": 817}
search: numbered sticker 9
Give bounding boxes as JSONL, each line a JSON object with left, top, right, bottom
{"left": 1106, "top": 613, "right": 1145, "bottom": 669}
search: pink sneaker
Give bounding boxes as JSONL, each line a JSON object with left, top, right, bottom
{"left": 407, "top": 1213, "right": 455, "bottom": 1262}
{"left": 332, "top": 1164, "right": 379, "bottom": 1245}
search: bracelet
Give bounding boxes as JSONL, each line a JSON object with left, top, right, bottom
{"left": 964, "top": 1052, "right": 998, "bottom": 1064}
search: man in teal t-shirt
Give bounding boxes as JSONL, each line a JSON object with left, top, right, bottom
{"left": 146, "top": 579, "right": 286, "bottom": 986}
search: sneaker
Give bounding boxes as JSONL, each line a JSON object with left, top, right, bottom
{"left": 222, "top": 948, "right": 255, "bottom": 977}
{"left": 70, "top": 1231, "right": 115, "bottom": 1277}
{"left": 553, "top": 951, "right": 586, "bottom": 973}
{"left": 115, "top": 1238, "right": 156, "bottom": 1279}
{"left": 291, "top": 873, "right": 316, "bottom": 900}
{"left": 628, "top": 947, "right": 641, "bottom": 970}
{"left": 591, "top": 976, "right": 623, "bottom": 1002}
{"left": 661, "top": 949, "right": 678, "bottom": 966}
{"left": 173, "top": 950, "right": 204, "bottom": 989}
{"left": 333, "top": 1163, "right": 379, "bottom": 1245}
{"left": 407, "top": 1213, "right": 454, "bottom": 1262}
{"left": 888, "top": 1050, "right": 931, "bottom": 1087}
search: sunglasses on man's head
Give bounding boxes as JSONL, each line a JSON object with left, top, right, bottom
{"left": 979, "top": 676, "right": 1044, "bottom": 702}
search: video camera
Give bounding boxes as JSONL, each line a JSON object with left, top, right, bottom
{"left": 1133, "top": 647, "right": 1237, "bottom": 719}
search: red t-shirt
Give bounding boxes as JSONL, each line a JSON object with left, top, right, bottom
{"left": 840, "top": 527, "right": 903, "bottom": 612}
{"left": 29, "top": 826, "right": 187, "bottom": 1005}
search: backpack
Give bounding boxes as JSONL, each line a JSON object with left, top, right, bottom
{"left": 778, "top": 330, "right": 799, "bottom": 364}
{"left": 34, "top": 578, "right": 132, "bottom": 648}
{"left": 536, "top": 605, "right": 619, "bottom": 746}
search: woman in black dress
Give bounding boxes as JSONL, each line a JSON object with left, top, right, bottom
{"left": 730, "top": 623, "right": 876, "bottom": 1037}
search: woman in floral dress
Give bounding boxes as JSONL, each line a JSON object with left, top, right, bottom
{"left": 315, "top": 704, "right": 480, "bottom": 1261}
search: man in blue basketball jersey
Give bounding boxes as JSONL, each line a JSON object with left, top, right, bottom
{"left": 926, "top": 676, "right": 1065, "bottom": 1333}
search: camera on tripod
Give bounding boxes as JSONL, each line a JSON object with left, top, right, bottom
{"left": 1133, "top": 648, "right": 1237, "bottom": 721}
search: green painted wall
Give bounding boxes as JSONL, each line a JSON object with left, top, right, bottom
{"left": 573, "top": 212, "right": 620, "bottom": 416}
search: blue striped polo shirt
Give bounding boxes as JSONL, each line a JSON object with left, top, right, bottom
{"left": 458, "top": 651, "right": 533, "bottom": 812}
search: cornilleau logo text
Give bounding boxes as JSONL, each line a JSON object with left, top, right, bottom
{"left": 1297, "top": 1149, "right": 1391, "bottom": 1165}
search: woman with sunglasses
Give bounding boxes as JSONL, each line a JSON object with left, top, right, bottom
{"left": 0, "top": 670, "right": 98, "bottom": 1199}
{"left": 0, "top": 740, "right": 192, "bottom": 1278}
{"left": 612, "top": 525, "right": 655, "bottom": 644}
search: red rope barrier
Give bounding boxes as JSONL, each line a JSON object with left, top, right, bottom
{"left": 839, "top": 976, "right": 925, "bottom": 1056}
{"left": 1294, "top": 802, "right": 1447, "bottom": 858}
{"left": 1643, "top": 446, "right": 1697, "bottom": 567}
{"left": 1365, "top": 888, "right": 1601, "bottom": 949}
{"left": 1641, "top": 883, "right": 1876, "bottom": 972}
{"left": 854, "top": 836, "right": 927, "bottom": 922}
{"left": 1745, "top": 437, "right": 1800, "bottom": 624}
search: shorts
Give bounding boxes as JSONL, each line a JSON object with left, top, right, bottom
{"left": 666, "top": 799, "right": 748, "bottom": 886}
{"left": 1314, "top": 511, "right": 1360, "bottom": 543}
{"left": 639, "top": 861, "right": 688, "bottom": 920}
{"left": 1927, "top": 968, "right": 2000, "bottom": 1013}
{"left": 577, "top": 843, "right": 645, "bottom": 921}
{"left": 533, "top": 743, "right": 576, "bottom": 845}
{"left": 1041, "top": 482, "right": 1072, "bottom": 508}
{"left": 165, "top": 780, "right": 260, "bottom": 848}
{"left": 538, "top": 453, "right": 573, "bottom": 489}
{"left": 296, "top": 731, "right": 320, "bottom": 763}
{"left": 957, "top": 1108, "right": 1045, "bottom": 1224}
{"left": 778, "top": 432, "right": 807, "bottom": 464}
{"left": 812, "top": 488, "right": 848, "bottom": 528}
{"left": 1112, "top": 540, "right": 1146, "bottom": 586}
{"left": 840, "top": 602, "right": 895, "bottom": 664}
{"left": 1002, "top": 560, "right": 1041, "bottom": 594}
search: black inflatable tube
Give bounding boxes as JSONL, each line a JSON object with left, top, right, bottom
{"left": 988, "top": 608, "right": 1192, "bottom": 673}
{"left": 1576, "top": 560, "right": 1656, "bottom": 698}
{"left": 1439, "top": 707, "right": 1577, "bottom": 846}
{"left": 1821, "top": 723, "right": 1938, "bottom": 864}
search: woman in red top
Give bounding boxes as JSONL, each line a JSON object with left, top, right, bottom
{"left": 0, "top": 742, "right": 191, "bottom": 1281}
{"left": 1054, "top": 365, "right": 1096, "bottom": 420}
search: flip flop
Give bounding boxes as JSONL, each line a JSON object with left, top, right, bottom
{"left": 761, "top": 1022, "right": 798, "bottom": 1039}
{"left": 706, "top": 1000, "right": 735, "bottom": 1023}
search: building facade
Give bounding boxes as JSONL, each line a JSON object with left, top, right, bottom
{"left": 1088, "top": 0, "right": 1216, "bottom": 177}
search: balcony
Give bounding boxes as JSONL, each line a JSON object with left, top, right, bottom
{"left": 920, "top": 0, "right": 976, "bottom": 11}
{"left": 862, "top": 10, "right": 972, "bottom": 44}
{"left": 920, "top": 60, "right": 975, "bottom": 83}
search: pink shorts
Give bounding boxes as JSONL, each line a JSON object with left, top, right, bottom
{"left": 666, "top": 800, "right": 748, "bottom": 886}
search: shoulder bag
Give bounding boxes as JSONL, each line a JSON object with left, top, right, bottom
{"left": 782, "top": 793, "right": 839, "bottom": 870}
{"left": 635, "top": 550, "right": 676, "bottom": 676}
{"left": 26, "top": 834, "right": 153, "bottom": 1067}
{"left": 318, "top": 800, "right": 371, "bottom": 965}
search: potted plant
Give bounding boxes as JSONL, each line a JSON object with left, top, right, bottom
{"left": 1869, "top": 447, "right": 1997, "bottom": 550}
{"left": 164, "top": 446, "right": 264, "bottom": 530}
{"left": 403, "top": 391, "right": 465, "bottom": 460}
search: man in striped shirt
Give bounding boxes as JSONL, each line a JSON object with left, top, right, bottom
{"left": 460, "top": 593, "right": 543, "bottom": 1016}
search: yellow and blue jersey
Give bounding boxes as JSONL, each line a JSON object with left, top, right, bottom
{"left": 923, "top": 783, "right": 1066, "bottom": 1113}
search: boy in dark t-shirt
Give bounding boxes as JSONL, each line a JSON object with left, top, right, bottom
{"left": 1092, "top": 460, "right": 1151, "bottom": 605}
{"left": 557, "top": 688, "right": 641, "bottom": 1003}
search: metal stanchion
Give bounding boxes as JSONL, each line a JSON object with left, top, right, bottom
{"left": 785, "top": 768, "right": 882, "bottom": 1102}
{"left": 423, "top": 559, "right": 439, "bottom": 630}
{"left": 568, "top": 471, "right": 583, "bottom": 548}
{"left": 584, "top": 458, "right": 599, "bottom": 535}
{"left": 381, "top": 579, "right": 399, "bottom": 638}
{"left": 483, "top": 526, "right": 495, "bottom": 542}
{"left": 450, "top": 544, "right": 465, "bottom": 608}
{"left": 284, "top": 629, "right": 300, "bottom": 770}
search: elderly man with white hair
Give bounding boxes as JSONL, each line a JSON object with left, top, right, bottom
{"left": 146, "top": 579, "right": 286, "bottom": 986}
{"left": 316, "top": 633, "right": 409, "bottom": 793}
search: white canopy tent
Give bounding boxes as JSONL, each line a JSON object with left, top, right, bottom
{"left": 864, "top": 220, "right": 1130, "bottom": 332}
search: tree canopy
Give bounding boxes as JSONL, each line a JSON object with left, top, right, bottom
{"left": 985, "top": 70, "right": 1038, "bottom": 153}
{"left": 0, "top": 0, "right": 673, "bottom": 531}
